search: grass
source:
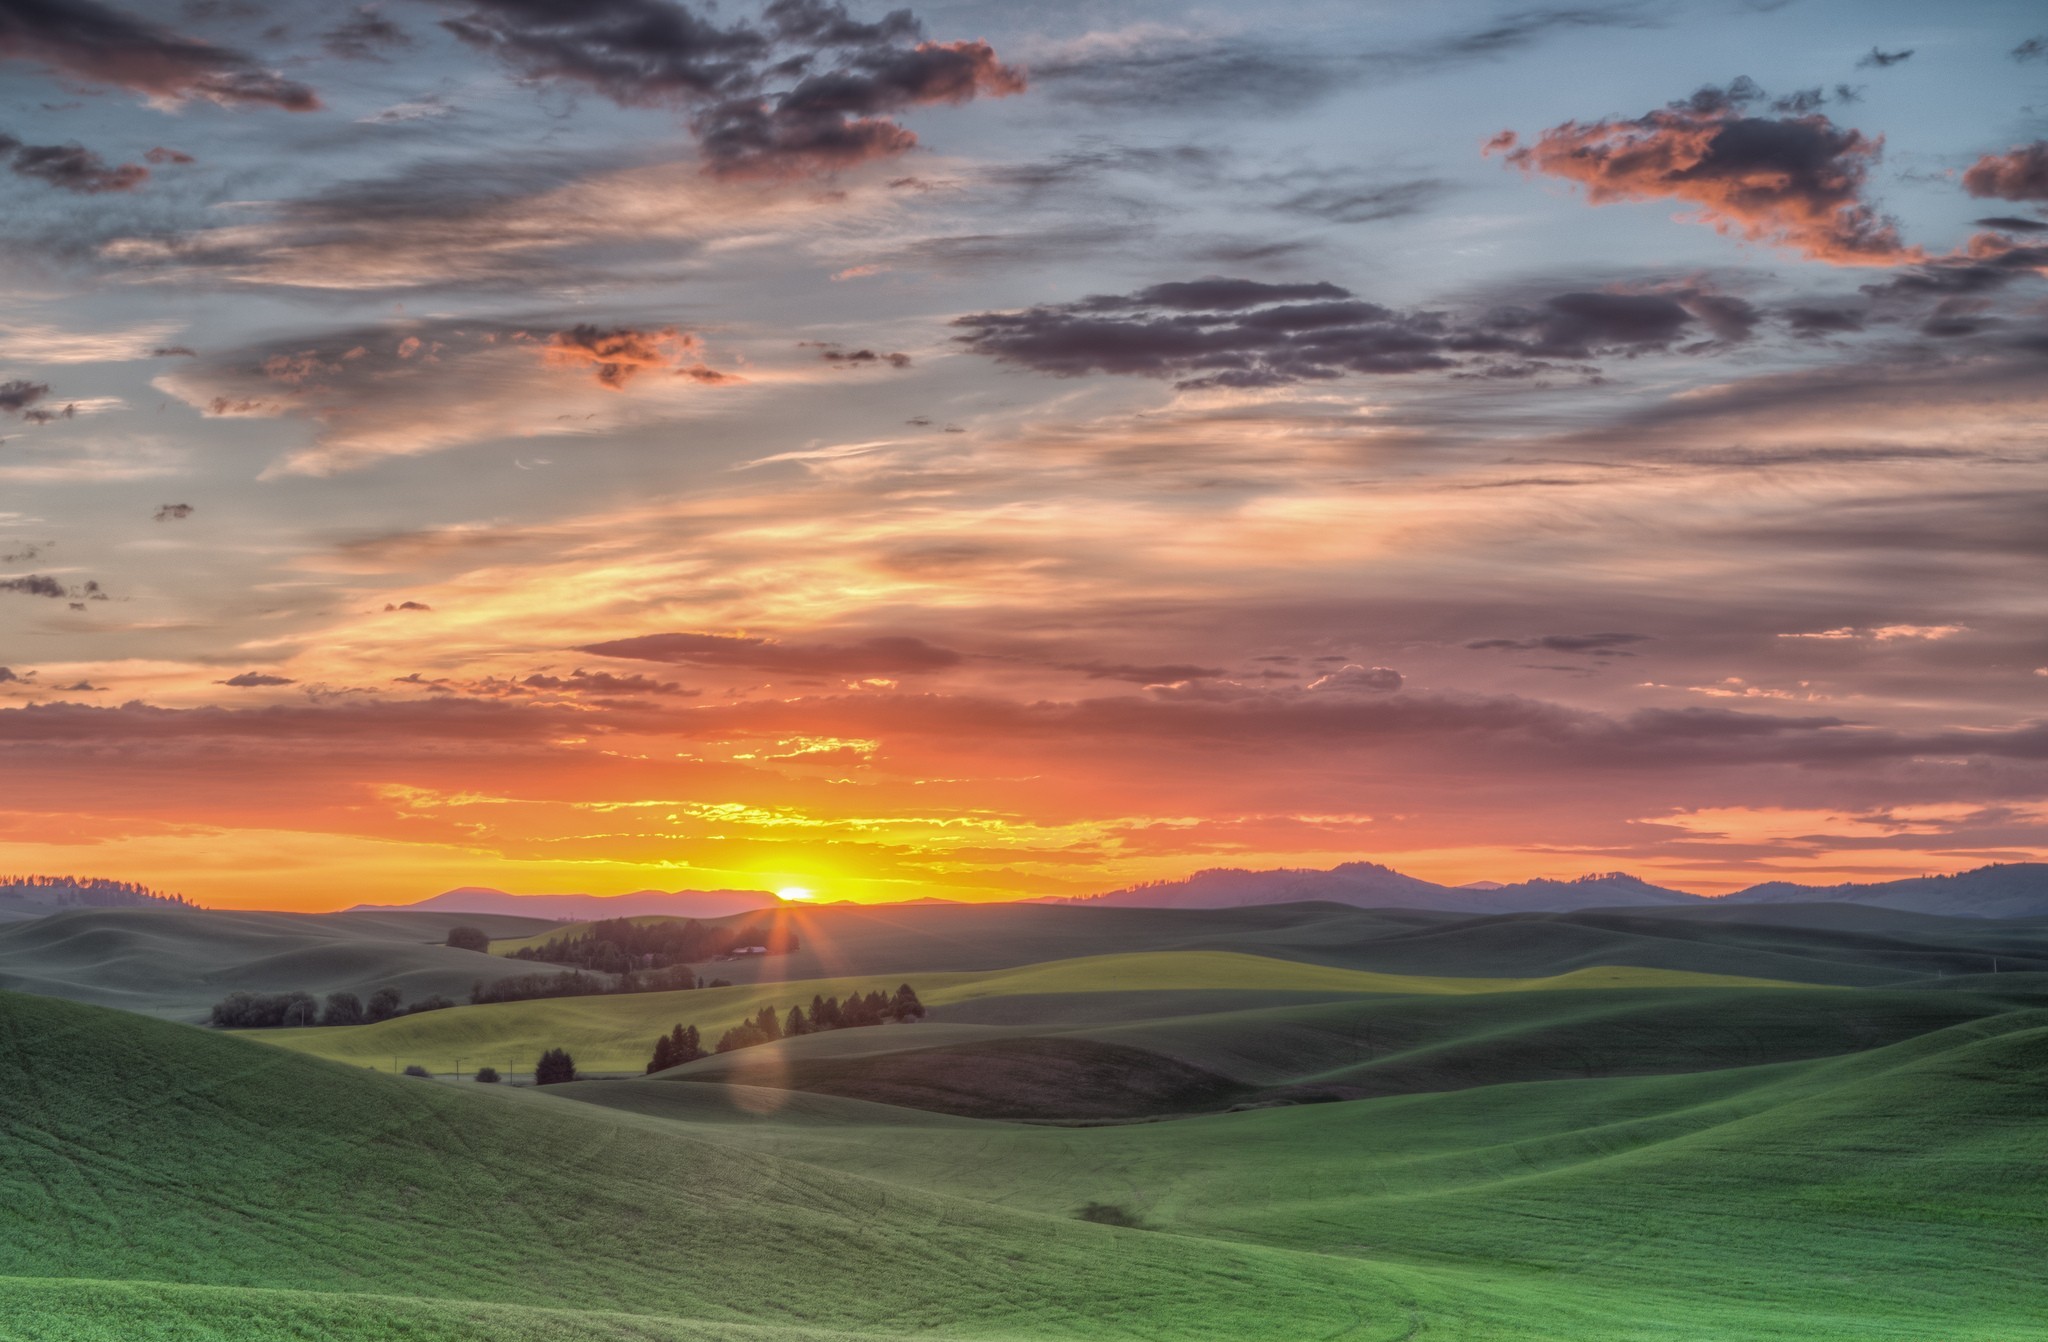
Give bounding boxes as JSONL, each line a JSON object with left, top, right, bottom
{"left": 242, "top": 950, "right": 1809, "bottom": 1074}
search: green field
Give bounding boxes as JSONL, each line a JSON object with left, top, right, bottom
{"left": 5, "top": 901, "right": 2047, "bottom": 1339}
{"left": 242, "top": 950, "right": 1809, "bottom": 1075}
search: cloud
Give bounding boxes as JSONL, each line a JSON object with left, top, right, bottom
{"left": 1059, "top": 661, "right": 1226, "bottom": 683}
{"left": 2015, "top": 36, "right": 2046, "bottom": 62}
{"left": 1469, "top": 632, "right": 1650, "bottom": 656}
{"left": 1975, "top": 216, "right": 2048, "bottom": 234}
{"left": 0, "top": 0, "right": 319, "bottom": 109}
{"left": 1780, "top": 624, "right": 1966, "bottom": 642}
{"left": 1963, "top": 143, "right": 2048, "bottom": 203}
{"left": 0, "top": 133, "right": 147, "bottom": 193}
{"left": 153, "top": 503, "right": 192, "bottom": 521}
{"left": 1271, "top": 177, "right": 1449, "bottom": 224}
{"left": 521, "top": 668, "right": 697, "bottom": 697}
{"left": 1854, "top": 46, "right": 1912, "bottom": 68}
{"left": 322, "top": 5, "right": 411, "bottom": 60}
{"left": 809, "top": 343, "right": 911, "bottom": 368}
{"left": 432, "top": 0, "right": 1022, "bottom": 177}
{"left": 1305, "top": 664, "right": 1402, "bottom": 693}
{"left": 0, "top": 379, "right": 51, "bottom": 416}
{"left": 954, "top": 276, "right": 1750, "bottom": 388}
{"left": 0, "top": 574, "right": 65, "bottom": 598}
{"left": 578, "top": 630, "right": 964, "bottom": 676}
{"left": 544, "top": 325, "right": 737, "bottom": 389}
{"left": 1492, "top": 79, "right": 1916, "bottom": 265}
{"left": 217, "top": 672, "right": 294, "bottom": 687}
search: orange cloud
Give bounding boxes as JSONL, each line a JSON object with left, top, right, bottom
{"left": 542, "top": 325, "right": 738, "bottom": 389}
{"left": 1963, "top": 142, "right": 2048, "bottom": 202}
{"left": 1492, "top": 83, "right": 1919, "bottom": 266}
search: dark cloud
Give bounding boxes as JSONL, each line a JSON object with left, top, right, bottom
{"left": 810, "top": 344, "right": 911, "bottom": 368}
{"left": 0, "top": 0, "right": 319, "bottom": 109}
{"left": 144, "top": 146, "right": 193, "bottom": 165}
{"left": 431, "top": 0, "right": 1022, "bottom": 177}
{"left": 521, "top": 668, "right": 697, "bottom": 696}
{"left": 954, "top": 277, "right": 1749, "bottom": 389}
{"left": 1783, "top": 305, "right": 1865, "bottom": 335}
{"left": 0, "top": 133, "right": 148, "bottom": 193}
{"left": 151, "top": 345, "right": 199, "bottom": 357}
{"left": 322, "top": 4, "right": 411, "bottom": 60}
{"left": 1963, "top": 143, "right": 2048, "bottom": 203}
{"left": 1059, "top": 661, "right": 1227, "bottom": 683}
{"left": 217, "top": 672, "right": 294, "bottom": 687}
{"left": 0, "top": 698, "right": 587, "bottom": 745}
{"left": 1854, "top": 46, "right": 1912, "bottom": 68}
{"left": 1493, "top": 78, "right": 1913, "bottom": 264}
{"left": 0, "top": 574, "right": 66, "bottom": 598}
{"left": 0, "top": 667, "right": 19, "bottom": 682}
{"left": 2014, "top": 36, "right": 2046, "bottom": 62}
{"left": 578, "top": 630, "right": 964, "bottom": 676}
{"left": 386, "top": 600, "right": 431, "bottom": 611}
{"left": 545, "top": 324, "right": 737, "bottom": 388}
{"left": 153, "top": 503, "right": 194, "bottom": 521}
{"left": 1469, "top": 632, "right": 1650, "bottom": 656}
{"left": 1974, "top": 216, "right": 2048, "bottom": 234}
{"left": 1305, "top": 664, "right": 1403, "bottom": 693}
{"left": 0, "top": 379, "right": 51, "bottom": 415}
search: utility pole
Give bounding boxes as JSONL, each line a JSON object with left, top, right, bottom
{"left": 453, "top": 1056, "right": 464, "bottom": 1081}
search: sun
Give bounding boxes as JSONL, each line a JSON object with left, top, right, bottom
{"left": 776, "top": 886, "right": 815, "bottom": 902}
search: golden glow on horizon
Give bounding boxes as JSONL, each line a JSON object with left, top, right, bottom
{"left": 776, "top": 886, "right": 816, "bottom": 902}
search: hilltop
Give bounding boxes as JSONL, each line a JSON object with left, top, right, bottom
{"left": 350, "top": 886, "right": 782, "bottom": 920}
{"left": 0, "top": 875, "right": 190, "bottom": 923}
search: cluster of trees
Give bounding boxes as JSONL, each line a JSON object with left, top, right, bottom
{"left": 445, "top": 925, "right": 491, "bottom": 952}
{"left": 207, "top": 987, "right": 457, "bottom": 1029}
{"left": 468, "top": 966, "right": 730, "bottom": 1006}
{"left": 511, "top": 915, "right": 797, "bottom": 973}
{"left": 0, "top": 875, "right": 191, "bottom": 909}
{"left": 644, "top": 984, "right": 925, "bottom": 1072}
{"left": 535, "top": 1048, "right": 577, "bottom": 1085}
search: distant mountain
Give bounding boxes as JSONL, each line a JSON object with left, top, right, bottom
{"left": 0, "top": 876, "right": 191, "bottom": 923}
{"left": 1075, "top": 863, "right": 1701, "bottom": 914}
{"left": 1723, "top": 864, "right": 2048, "bottom": 919}
{"left": 348, "top": 886, "right": 783, "bottom": 920}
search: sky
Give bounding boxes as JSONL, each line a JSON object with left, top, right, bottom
{"left": 2, "top": 0, "right": 2046, "bottom": 910}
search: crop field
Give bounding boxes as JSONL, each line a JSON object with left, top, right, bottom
{"left": 4, "top": 902, "right": 2045, "bottom": 1340}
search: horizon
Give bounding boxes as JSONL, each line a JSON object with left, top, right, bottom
{"left": 4, "top": 1, "right": 2047, "bottom": 911}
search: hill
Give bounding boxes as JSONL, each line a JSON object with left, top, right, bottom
{"left": 351, "top": 886, "right": 782, "bottom": 919}
{"left": 0, "top": 989, "right": 1411, "bottom": 1341}
{"left": 0, "top": 906, "right": 559, "bottom": 1020}
{"left": 0, "top": 875, "right": 189, "bottom": 923}
{"left": 1725, "top": 862, "right": 2048, "bottom": 918}
{"left": 1081, "top": 862, "right": 1701, "bottom": 912}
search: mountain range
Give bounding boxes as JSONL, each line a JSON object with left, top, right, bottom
{"left": 1072, "top": 861, "right": 2048, "bottom": 919}
{"left": 347, "top": 886, "right": 782, "bottom": 920}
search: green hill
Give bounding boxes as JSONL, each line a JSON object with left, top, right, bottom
{"left": 0, "top": 906, "right": 561, "bottom": 1020}
{"left": 244, "top": 950, "right": 1802, "bottom": 1076}
{"left": 0, "top": 989, "right": 1416, "bottom": 1341}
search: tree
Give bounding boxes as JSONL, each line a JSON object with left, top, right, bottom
{"left": 280, "top": 993, "right": 319, "bottom": 1028}
{"left": 402, "top": 1064, "right": 432, "bottom": 1078}
{"left": 535, "top": 1048, "right": 577, "bottom": 1085}
{"left": 670, "top": 1023, "right": 703, "bottom": 1063}
{"left": 647, "top": 1034, "right": 676, "bottom": 1074}
{"left": 812, "top": 994, "right": 843, "bottom": 1030}
{"left": 320, "top": 991, "right": 365, "bottom": 1027}
{"left": 365, "top": 987, "right": 404, "bottom": 1023}
{"left": 475, "top": 1066, "right": 501, "bottom": 1083}
{"left": 755, "top": 1004, "right": 782, "bottom": 1041}
{"left": 445, "top": 925, "right": 490, "bottom": 952}
{"left": 406, "top": 994, "right": 456, "bottom": 1014}
{"left": 784, "top": 1004, "right": 810, "bottom": 1037}
{"left": 889, "top": 984, "right": 926, "bottom": 1022}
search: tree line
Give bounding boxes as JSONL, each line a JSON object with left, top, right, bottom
{"left": 510, "top": 914, "right": 797, "bottom": 973}
{"left": 469, "top": 966, "right": 733, "bottom": 1005}
{"left": 207, "top": 987, "right": 456, "bottom": 1029}
{"left": 0, "top": 875, "right": 191, "bottom": 908}
{"left": 646, "top": 984, "right": 926, "bottom": 1072}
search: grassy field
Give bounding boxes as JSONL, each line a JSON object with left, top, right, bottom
{"left": 8, "top": 905, "right": 2048, "bottom": 1340}
{"left": 242, "top": 950, "right": 1808, "bottom": 1075}
{"left": 0, "top": 906, "right": 559, "bottom": 1020}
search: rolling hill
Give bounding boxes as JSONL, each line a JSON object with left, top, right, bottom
{"left": 0, "top": 906, "right": 559, "bottom": 1020}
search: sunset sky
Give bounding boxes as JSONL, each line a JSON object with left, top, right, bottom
{"left": 3, "top": 0, "right": 2046, "bottom": 909}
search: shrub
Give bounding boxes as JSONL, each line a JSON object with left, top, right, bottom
{"left": 365, "top": 987, "right": 403, "bottom": 1023}
{"left": 534, "top": 1047, "right": 576, "bottom": 1086}
{"left": 401, "top": 1064, "right": 432, "bottom": 1078}
{"left": 445, "top": 925, "right": 491, "bottom": 952}
{"left": 406, "top": 994, "right": 457, "bottom": 1015}
{"left": 475, "top": 1066, "right": 501, "bottom": 1083}
{"left": 1076, "top": 1201, "right": 1143, "bottom": 1228}
{"left": 207, "top": 990, "right": 320, "bottom": 1029}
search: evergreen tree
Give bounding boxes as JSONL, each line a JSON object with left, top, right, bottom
{"left": 674, "top": 1024, "right": 702, "bottom": 1061}
{"left": 365, "top": 987, "right": 403, "bottom": 1022}
{"left": 755, "top": 1004, "right": 782, "bottom": 1041}
{"left": 784, "top": 1004, "right": 810, "bottom": 1036}
{"left": 534, "top": 1047, "right": 577, "bottom": 1085}
{"left": 319, "top": 991, "right": 365, "bottom": 1027}
{"left": 889, "top": 983, "right": 926, "bottom": 1022}
{"left": 647, "top": 1034, "right": 676, "bottom": 1073}
{"left": 814, "top": 995, "right": 843, "bottom": 1030}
